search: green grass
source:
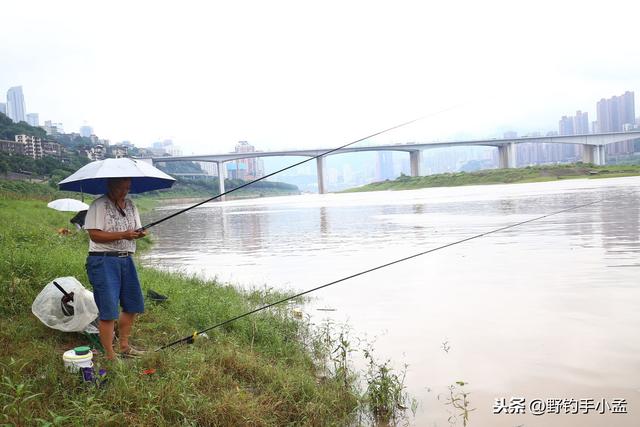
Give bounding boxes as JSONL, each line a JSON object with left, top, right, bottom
{"left": 0, "top": 196, "right": 361, "bottom": 426}
{"left": 343, "top": 163, "right": 640, "bottom": 193}
{"left": 0, "top": 180, "right": 73, "bottom": 200}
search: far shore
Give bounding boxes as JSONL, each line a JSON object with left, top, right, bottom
{"left": 341, "top": 163, "right": 640, "bottom": 193}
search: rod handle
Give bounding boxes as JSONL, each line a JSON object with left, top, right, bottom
{"left": 53, "top": 281, "right": 72, "bottom": 299}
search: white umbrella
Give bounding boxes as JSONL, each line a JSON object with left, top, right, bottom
{"left": 58, "top": 158, "right": 175, "bottom": 194}
{"left": 47, "top": 198, "right": 90, "bottom": 212}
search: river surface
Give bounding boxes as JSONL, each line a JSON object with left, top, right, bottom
{"left": 141, "top": 177, "right": 640, "bottom": 426}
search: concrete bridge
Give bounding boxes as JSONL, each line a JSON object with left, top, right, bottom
{"left": 148, "top": 130, "right": 640, "bottom": 195}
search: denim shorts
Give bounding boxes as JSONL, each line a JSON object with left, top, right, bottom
{"left": 86, "top": 255, "right": 145, "bottom": 320}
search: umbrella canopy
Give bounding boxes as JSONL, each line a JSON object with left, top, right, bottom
{"left": 58, "top": 158, "right": 175, "bottom": 194}
{"left": 47, "top": 198, "right": 90, "bottom": 212}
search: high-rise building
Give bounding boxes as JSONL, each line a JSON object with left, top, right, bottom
{"left": 151, "top": 139, "right": 176, "bottom": 156}
{"left": 619, "top": 91, "right": 635, "bottom": 129}
{"left": 597, "top": 91, "right": 636, "bottom": 155}
{"left": 375, "top": 151, "right": 394, "bottom": 180}
{"left": 573, "top": 111, "right": 589, "bottom": 134}
{"left": 552, "top": 110, "right": 586, "bottom": 162}
{"left": 559, "top": 111, "right": 589, "bottom": 136}
{"left": 43, "top": 120, "right": 64, "bottom": 136}
{"left": 26, "top": 113, "right": 39, "bottom": 127}
{"left": 0, "top": 103, "right": 6, "bottom": 116}
{"left": 597, "top": 91, "right": 635, "bottom": 132}
{"left": 232, "top": 141, "right": 264, "bottom": 180}
{"left": 559, "top": 116, "right": 574, "bottom": 136}
{"left": 79, "top": 125, "right": 94, "bottom": 138}
{"left": 197, "top": 161, "right": 219, "bottom": 176}
{"left": 6, "top": 86, "right": 26, "bottom": 123}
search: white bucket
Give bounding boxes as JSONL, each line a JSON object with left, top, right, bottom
{"left": 63, "top": 348, "right": 93, "bottom": 373}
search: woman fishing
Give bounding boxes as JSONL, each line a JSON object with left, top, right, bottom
{"left": 84, "top": 177, "right": 147, "bottom": 360}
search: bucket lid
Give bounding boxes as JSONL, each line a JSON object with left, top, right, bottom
{"left": 63, "top": 348, "right": 93, "bottom": 361}
{"left": 74, "top": 346, "right": 91, "bottom": 356}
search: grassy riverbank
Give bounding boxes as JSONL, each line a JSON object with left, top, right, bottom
{"left": 0, "top": 196, "right": 362, "bottom": 425}
{"left": 343, "top": 163, "right": 640, "bottom": 192}
{"left": 0, "top": 176, "right": 299, "bottom": 202}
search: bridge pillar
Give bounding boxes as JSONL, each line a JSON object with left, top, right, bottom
{"left": 582, "top": 145, "right": 605, "bottom": 165}
{"left": 498, "top": 145, "right": 507, "bottom": 168}
{"left": 498, "top": 143, "right": 516, "bottom": 168}
{"left": 508, "top": 142, "right": 517, "bottom": 168}
{"left": 596, "top": 145, "right": 606, "bottom": 166}
{"left": 582, "top": 144, "right": 595, "bottom": 164}
{"left": 409, "top": 150, "right": 422, "bottom": 177}
{"left": 215, "top": 161, "right": 225, "bottom": 201}
{"left": 316, "top": 156, "right": 326, "bottom": 194}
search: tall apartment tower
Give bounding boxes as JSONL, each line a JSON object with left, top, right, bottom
{"left": 376, "top": 151, "right": 395, "bottom": 180}
{"left": 26, "top": 113, "right": 39, "bottom": 127}
{"left": 79, "top": 125, "right": 94, "bottom": 138}
{"left": 597, "top": 91, "right": 636, "bottom": 155}
{"left": 597, "top": 91, "right": 635, "bottom": 132}
{"left": 559, "top": 111, "right": 589, "bottom": 136}
{"left": 555, "top": 111, "right": 586, "bottom": 161}
{"left": 573, "top": 111, "right": 589, "bottom": 134}
{"left": 619, "top": 91, "right": 635, "bottom": 129}
{"left": 6, "top": 86, "right": 26, "bottom": 123}
{"left": 232, "top": 141, "right": 264, "bottom": 180}
{"left": 559, "top": 116, "right": 574, "bottom": 135}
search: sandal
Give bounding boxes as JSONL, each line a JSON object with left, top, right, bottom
{"left": 119, "top": 345, "right": 146, "bottom": 358}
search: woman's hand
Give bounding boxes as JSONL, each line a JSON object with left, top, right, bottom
{"left": 87, "top": 229, "right": 148, "bottom": 242}
{"left": 121, "top": 230, "right": 142, "bottom": 240}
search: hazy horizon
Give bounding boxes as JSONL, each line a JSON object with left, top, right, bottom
{"left": 2, "top": 0, "right": 639, "bottom": 154}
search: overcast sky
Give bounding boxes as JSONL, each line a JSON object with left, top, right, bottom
{"left": 2, "top": 0, "right": 639, "bottom": 154}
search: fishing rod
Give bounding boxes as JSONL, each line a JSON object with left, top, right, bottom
{"left": 157, "top": 198, "right": 602, "bottom": 351}
{"left": 140, "top": 108, "right": 458, "bottom": 231}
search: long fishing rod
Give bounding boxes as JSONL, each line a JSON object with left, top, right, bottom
{"left": 140, "top": 108, "right": 457, "bottom": 231}
{"left": 157, "top": 198, "right": 602, "bottom": 351}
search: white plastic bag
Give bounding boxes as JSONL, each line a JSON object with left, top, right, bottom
{"left": 32, "top": 277, "right": 99, "bottom": 332}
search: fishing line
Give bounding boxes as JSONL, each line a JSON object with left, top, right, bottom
{"left": 140, "top": 107, "right": 458, "bottom": 231}
{"left": 157, "top": 198, "right": 602, "bottom": 351}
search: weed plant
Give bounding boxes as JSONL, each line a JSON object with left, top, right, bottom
{"left": 306, "top": 321, "right": 417, "bottom": 426}
{"left": 441, "top": 381, "right": 475, "bottom": 427}
{"left": 360, "top": 347, "right": 417, "bottom": 426}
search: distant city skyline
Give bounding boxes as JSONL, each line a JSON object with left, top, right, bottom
{"left": 2, "top": 82, "right": 638, "bottom": 154}
{"left": 2, "top": 82, "right": 638, "bottom": 191}
{"left": 3, "top": 81, "right": 634, "bottom": 156}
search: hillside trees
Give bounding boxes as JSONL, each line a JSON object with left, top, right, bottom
{"left": 0, "top": 113, "right": 47, "bottom": 140}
